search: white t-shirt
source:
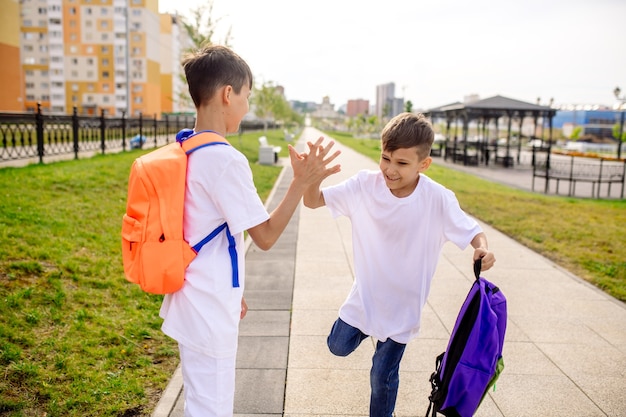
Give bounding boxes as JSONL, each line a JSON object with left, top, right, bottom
{"left": 322, "top": 170, "right": 481, "bottom": 344}
{"left": 160, "top": 143, "right": 269, "bottom": 357}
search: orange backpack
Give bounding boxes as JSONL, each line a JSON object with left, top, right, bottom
{"left": 121, "top": 130, "right": 239, "bottom": 294}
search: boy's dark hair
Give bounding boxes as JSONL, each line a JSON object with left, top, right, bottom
{"left": 381, "top": 112, "right": 435, "bottom": 160}
{"left": 182, "top": 44, "right": 253, "bottom": 108}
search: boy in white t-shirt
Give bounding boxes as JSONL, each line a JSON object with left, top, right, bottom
{"left": 159, "top": 45, "right": 341, "bottom": 417}
{"left": 303, "top": 112, "right": 496, "bottom": 417}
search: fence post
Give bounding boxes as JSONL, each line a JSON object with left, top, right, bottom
{"left": 165, "top": 114, "right": 169, "bottom": 142}
{"left": 36, "top": 103, "right": 44, "bottom": 164}
{"left": 138, "top": 112, "right": 143, "bottom": 149}
{"left": 620, "top": 159, "right": 626, "bottom": 198}
{"left": 121, "top": 110, "right": 127, "bottom": 151}
{"left": 153, "top": 113, "right": 157, "bottom": 147}
{"left": 597, "top": 159, "right": 604, "bottom": 199}
{"left": 72, "top": 106, "right": 79, "bottom": 159}
{"left": 100, "top": 109, "right": 106, "bottom": 154}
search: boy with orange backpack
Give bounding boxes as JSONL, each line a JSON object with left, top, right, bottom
{"left": 158, "top": 45, "right": 340, "bottom": 416}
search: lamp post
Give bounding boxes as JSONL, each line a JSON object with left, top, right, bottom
{"left": 614, "top": 86, "right": 625, "bottom": 159}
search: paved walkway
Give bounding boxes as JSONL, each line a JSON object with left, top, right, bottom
{"left": 153, "top": 127, "right": 626, "bottom": 417}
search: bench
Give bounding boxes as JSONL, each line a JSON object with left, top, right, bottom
{"left": 258, "top": 136, "right": 282, "bottom": 165}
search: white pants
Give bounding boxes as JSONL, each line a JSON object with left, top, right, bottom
{"left": 179, "top": 343, "right": 237, "bottom": 417}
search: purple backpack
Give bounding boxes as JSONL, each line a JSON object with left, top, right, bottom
{"left": 426, "top": 259, "right": 507, "bottom": 417}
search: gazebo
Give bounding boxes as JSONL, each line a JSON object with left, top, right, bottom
{"left": 425, "top": 95, "right": 556, "bottom": 168}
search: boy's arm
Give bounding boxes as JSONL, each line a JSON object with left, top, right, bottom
{"left": 471, "top": 232, "right": 496, "bottom": 271}
{"left": 248, "top": 138, "right": 340, "bottom": 250}
{"left": 303, "top": 180, "right": 326, "bottom": 209}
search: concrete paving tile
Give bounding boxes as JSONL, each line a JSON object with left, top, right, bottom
{"left": 235, "top": 415, "right": 279, "bottom": 417}
{"left": 394, "top": 370, "right": 438, "bottom": 416}
{"left": 537, "top": 342, "right": 626, "bottom": 377}
{"left": 417, "top": 304, "right": 453, "bottom": 340}
{"left": 284, "top": 368, "right": 370, "bottom": 415}
{"left": 236, "top": 336, "right": 288, "bottom": 369}
{"left": 500, "top": 341, "right": 562, "bottom": 376}
{"left": 510, "top": 315, "right": 609, "bottom": 344}
{"left": 489, "top": 374, "right": 605, "bottom": 417}
{"left": 290, "top": 309, "right": 339, "bottom": 336}
{"left": 243, "top": 289, "right": 293, "bottom": 310}
{"left": 293, "top": 260, "right": 353, "bottom": 283}
{"left": 244, "top": 260, "right": 296, "bottom": 283}
{"left": 291, "top": 287, "right": 351, "bottom": 310}
{"left": 570, "top": 374, "right": 626, "bottom": 417}
{"left": 234, "top": 369, "right": 286, "bottom": 414}
{"left": 239, "top": 310, "right": 291, "bottom": 337}
{"left": 287, "top": 334, "right": 374, "bottom": 370}
{"left": 400, "top": 338, "right": 449, "bottom": 372}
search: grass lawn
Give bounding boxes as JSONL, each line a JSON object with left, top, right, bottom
{"left": 328, "top": 131, "right": 626, "bottom": 303}
{"left": 0, "top": 129, "right": 288, "bottom": 416}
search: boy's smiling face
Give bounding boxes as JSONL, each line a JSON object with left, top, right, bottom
{"left": 379, "top": 146, "right": 432, "bottom": 198}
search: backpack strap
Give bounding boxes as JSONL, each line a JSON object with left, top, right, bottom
{"left": 474, "top": 258, "right": 482, "bottom": 281}
{"left": 191, "top": 223, "right": 239, "bottom": 288}
{"left": 178, "top": 129, "right": 239, "bottom": 288}
{"left": 179, "top": 129, "right": 230, "bottom": 153}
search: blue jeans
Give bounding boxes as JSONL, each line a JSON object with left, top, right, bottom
{"left": 327, "top": 318, "right": 407, "bottom": 417}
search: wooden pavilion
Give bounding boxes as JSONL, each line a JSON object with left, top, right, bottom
{"left": 425, "top": 95, "right": 556, "bottom": 168}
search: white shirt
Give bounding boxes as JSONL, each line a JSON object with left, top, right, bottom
{"left": 160, "top": 143, "right": 269, "bottom": 357}
{"left": 322, "top": 170, "right": 481, "bottom": 343}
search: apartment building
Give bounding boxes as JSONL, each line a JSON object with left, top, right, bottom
{"left": 375, "top": 82, "right": 403, "bottom": 120}
{"left": 346, "top": 99, "right": 369, "bottom": 117}
{"left": 15, "top": 0, "right": 191, "bottom": 117}
{"left": 0, "top": 0, "right": 23, "bottom": 112}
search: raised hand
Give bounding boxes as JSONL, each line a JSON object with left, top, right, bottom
{"left": 289, "top": 136, "right": 341, "bottom": 187}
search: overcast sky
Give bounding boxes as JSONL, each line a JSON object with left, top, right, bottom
{"left": 158, "top": 0, "right": 626, "bottom": 111}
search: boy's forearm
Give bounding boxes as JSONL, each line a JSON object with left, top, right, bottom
{"left": 471, "top": 232, "right": 488, "bottom": 250}
{"left": 303, "top": 182, "right": 324, "bottom": 208}
{"left": 250, "top": 179, "right": 306, "bottom": 250}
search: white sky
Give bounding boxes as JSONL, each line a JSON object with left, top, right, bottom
{"left": 158, "top": 0, "right": 626, "bottom": 110}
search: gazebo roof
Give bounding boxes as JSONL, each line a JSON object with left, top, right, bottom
{"left": 426, "top": 95, "right": 556, "bottom": 119}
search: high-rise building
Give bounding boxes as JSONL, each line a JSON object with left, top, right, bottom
{"left": 14, "top": 0, "right": 191, "bottom": 117}
{"left": 375, "top": 82, "right": 404, "bottom": 119}
{"left": 159, "top": 13, "right": 193, "bottom": 114}
{"left": 0, "top": 0, "right": 23, "bottom": 111}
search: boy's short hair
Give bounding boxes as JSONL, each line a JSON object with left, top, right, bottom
{"left": 381, "top": 112, "right": 434, "bottom": 160}
{"left": 182, "top": 45, "right": 253, "bottom": 108}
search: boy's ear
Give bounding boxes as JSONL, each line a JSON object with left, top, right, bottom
{"left": 420, "top": 156, "right": 433, "bottom": 171}
{"left": 222, "top": 85, "right": 232, "bottom": 103}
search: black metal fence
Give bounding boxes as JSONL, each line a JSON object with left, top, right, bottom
{"left": 0, "top": 104, "right": 273, "bottom": 165}
{"left": 532, "top": 151, "right": 625, "bottom": 198}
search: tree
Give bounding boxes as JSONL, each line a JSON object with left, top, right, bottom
{"left": 252, "top": 81, "right": 302, "bottom": 132}
{"left": 175, "top": 2, "right": 232, "bottom": 111}
{"left": 570, "top": 126, "right": 582, "bottom": 141}
{"left": 182, "top": 2, "right": 232, "bottom": 49}
{"left": 613, "top": 123, "right": 626, "bottom": 142}
{"left": 405, "top": 100, "right": 413, "bottom": 113}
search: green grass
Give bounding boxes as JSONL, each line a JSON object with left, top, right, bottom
{"left": 328, "top": 131, "right": 626, "bottom": 302}
{"left": 0, "top": 129, "right": 286, "bottom": 416}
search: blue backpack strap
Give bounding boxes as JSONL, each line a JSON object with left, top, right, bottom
{"left": 224, "top": 224, "right": 239, "bottom": 288}
{"left": 192, "top": 223, "right": 239, "bottom": 288}
{"left": 180, "top": 129, "right": 238, "bottom": 287}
